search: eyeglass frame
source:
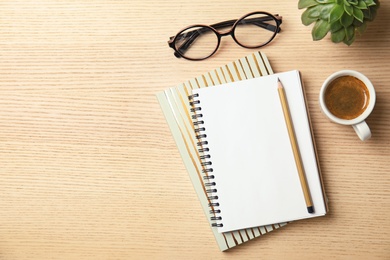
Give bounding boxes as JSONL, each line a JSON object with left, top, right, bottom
{"left": 168, "top": 11, "right": 282, "bottom": 61}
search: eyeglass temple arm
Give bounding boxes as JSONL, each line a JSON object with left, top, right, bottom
{"left": 176, "top": 30, "right": 202, "bottom": 57}
{"left": 168, "top": 30, "right": 203, "bottom": 58}
{"left": 168, "top": 15, "right": 282, "bottom": 58}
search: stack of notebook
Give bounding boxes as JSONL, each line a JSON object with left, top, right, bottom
{"left": 156, "top": 52, "right": 328, "bottom": 251}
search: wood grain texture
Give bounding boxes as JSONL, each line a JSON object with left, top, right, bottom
{"left": 0, "top": 0, "right": 389, "bottom": 259}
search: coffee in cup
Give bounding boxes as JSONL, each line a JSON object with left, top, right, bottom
{"left": 319, "top": 70, "right": 376, "bottom": 141}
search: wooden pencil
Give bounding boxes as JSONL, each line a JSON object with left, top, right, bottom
{"left": 277, "top": 78, "right": 314, "bottom": 214}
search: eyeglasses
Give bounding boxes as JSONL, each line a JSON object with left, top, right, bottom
{"left": 168, "top": 11, "right": 282, "bottom": 61}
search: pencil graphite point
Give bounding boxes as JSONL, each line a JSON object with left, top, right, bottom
{"left": 277, "top": 78, "right": 282, "bottom": 88}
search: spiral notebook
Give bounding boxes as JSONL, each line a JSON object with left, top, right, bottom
{"left": 189, "top": 70, "right": 327, "bottom": 233}
{"left": 156, "top": 52, "right": 327, "bottom": 250}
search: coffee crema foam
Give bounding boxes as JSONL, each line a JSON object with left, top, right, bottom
{"left": 324, "top": 76, "right": 369, "bottom": 120}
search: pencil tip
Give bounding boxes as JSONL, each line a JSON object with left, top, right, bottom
{"left": 277, "top": 78, "right": 283, "bottom": 88}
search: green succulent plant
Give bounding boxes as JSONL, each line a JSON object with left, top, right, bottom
{"left": 298, "top": 0, "right": 380, "bottom": 45}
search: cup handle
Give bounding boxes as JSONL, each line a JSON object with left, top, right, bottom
{"left": 352, "top": 121, "right": 371, "bottom": 141}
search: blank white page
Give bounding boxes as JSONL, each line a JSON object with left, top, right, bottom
{"left": 192, "top": 70, "right": 327, "bottom": 233}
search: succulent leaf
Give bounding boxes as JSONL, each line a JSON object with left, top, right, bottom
{"left": 353, "top": 17, "right": 364, "bottom": 27}
{"left": 329, "top": 5, "right": 344, "bottom": 23}
{"left": 331, "top": 28, "right": 346, "bottom": 42}
{"left": 316, "top": 0, "right": 335, "bottom": 3}
{"left": 344, "top": 0, "right": 351, "bottom": 6}
{"left": 340, "top": 12, "right": 354, "bottom": 27}
{"left": 312, "top": 19, "right": 331, "bottom": 40}
{"left": 330, "top": 21, "right": 343, "bottom": 32}
{"left": 362, "top": 8, "right": 373, "bottom": 20}
{"left": 370, "top": 8, "right": 378, "bottom": 20}
{"left": 345, "top": 25, "right": 355, "bottom": 39}
{"left": 353, "top": 7, "right": 364, "bottom": 22}
{"left": 363, "top": 0, "right": 376, "bottom": 6}
{"left": 344, "top": 4, "right": 354, "bottom": 15}
{"left": 306, "top": 5, "right": 323, "bottom": 18}
{"left": 320, "top": 4, "right": 336, "bottom": 20}
{"left": 344, "top": 26, "right": 356, "bottom": 45}
{"left": 356, "top": 21, "right": 368, "bottom": 34}
{"left": 336, "top": 0, "right": 343, "bottom": 4}
{"left": 298, "top": 0, "right": 319, "bottom": 9}
{"left": 357, "top": 0, "right": 368, "bottom": 9}
{"left": 301, "top": 8, "right": 319, "bottom": 25}
{"left": 349, "top": 0, "right": 359, "bottom": 5}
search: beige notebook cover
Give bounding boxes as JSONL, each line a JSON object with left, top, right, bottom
{"left": 156, "top": 52, "right": 289, "bottom": 251}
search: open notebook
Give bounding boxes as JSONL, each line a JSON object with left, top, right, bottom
{"left": 189, "top": 70, "right": 327, "bottom": 233}
{"left": 156, "top": 52, "right": 327, "bottom": 250}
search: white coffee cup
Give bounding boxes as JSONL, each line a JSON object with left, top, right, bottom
{"left": 319, "top": 70, "right": 376, "bottom": 141}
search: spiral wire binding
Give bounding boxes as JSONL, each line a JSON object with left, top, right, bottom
{"left": 188, "top": 93, "right": 223, "bottom": 228}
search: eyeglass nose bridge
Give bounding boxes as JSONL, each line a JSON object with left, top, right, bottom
{"left": 217, "top": 28, "right": 234, "bottom": 37}
{"left": 213, "top": 28, "right": 238, "bottom": 51}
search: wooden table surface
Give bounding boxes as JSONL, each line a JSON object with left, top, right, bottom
{"left": 0, "top": 1, "right": 389, "bottom": 259}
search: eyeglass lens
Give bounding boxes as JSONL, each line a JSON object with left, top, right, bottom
{"left": 234, "top": 13, "right": 278, "bottom": 48}
{"left": 174, "top": 26, "right": 219, "bottom": 60}
{"left": 173, "top": 13, "right": 278, "bottom": 60}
